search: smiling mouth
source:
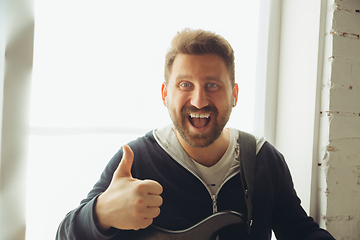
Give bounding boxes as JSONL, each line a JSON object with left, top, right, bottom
{"left": 188, "top": 113, "right": 211, "bottom": 129}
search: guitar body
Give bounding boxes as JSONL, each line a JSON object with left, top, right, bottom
{"left": 120, "top": 211, "right": 245, "bottom": 240}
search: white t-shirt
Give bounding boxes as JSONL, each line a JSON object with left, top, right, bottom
{"left": 190, "top": 130, "right": 238, "bottom": 195}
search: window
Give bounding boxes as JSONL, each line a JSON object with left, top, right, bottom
{"left": 26, "top": 1, "right": 261, "bottom": 239}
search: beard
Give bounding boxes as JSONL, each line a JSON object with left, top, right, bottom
{"left": 169, "top": 104, "right": 232, "bottom": 148}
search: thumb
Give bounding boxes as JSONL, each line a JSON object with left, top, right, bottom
{"left": 114, "top": 145, "right": 134, "bottom": 179}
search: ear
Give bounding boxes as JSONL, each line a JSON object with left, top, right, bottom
{"left": 161, "top": 82, "right": 168, "bottom": 107}
{"left": 232, "top": 83, "right": 239, "bottom": 107}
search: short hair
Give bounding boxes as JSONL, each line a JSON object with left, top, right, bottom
{"left": 164, "top": 28, "right": 235, "bottom": 87}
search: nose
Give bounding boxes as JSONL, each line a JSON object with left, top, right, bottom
{"left": 190, "top": 87, "right": 209, "bottom": 109}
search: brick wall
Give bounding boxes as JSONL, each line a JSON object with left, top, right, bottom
{"left": 318, "top": 0, "right": 360, "bottom": 239}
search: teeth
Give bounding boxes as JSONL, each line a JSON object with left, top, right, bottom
{"left": 189, "top": 113, "right": 210, "bottom": 118}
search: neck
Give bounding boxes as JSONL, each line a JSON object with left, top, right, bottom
{"left": 176, "top": 128, "right": 230, "bottom": 167}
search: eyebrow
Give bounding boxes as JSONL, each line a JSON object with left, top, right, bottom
{"left": 176, "top": 74, "right": 191, "bottom": 80}
{"left": 176, "top": 74, "right": 223, "bottom": 82}
{"left": 205, "top": 76, "right": 222, "bottom": 82}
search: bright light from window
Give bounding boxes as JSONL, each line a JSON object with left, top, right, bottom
{"left": 26, "top": 0, "right": 260, "bottom": 239}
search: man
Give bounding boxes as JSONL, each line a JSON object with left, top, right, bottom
{"left": 57, "top": 29, "right": 335, "bottom": 240}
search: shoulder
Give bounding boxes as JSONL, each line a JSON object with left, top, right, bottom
{"left": 256, "top": 141, "right": 287, "bottom": 174}
{"left": 228, "top": 128, "right": 267, "bottom": 155}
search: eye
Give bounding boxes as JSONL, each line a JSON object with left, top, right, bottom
{"left": 179, "top": 82, "right": 193, "bottom": 90}
{"left": 206, "top": 83, "right": 219, "bottom": 91}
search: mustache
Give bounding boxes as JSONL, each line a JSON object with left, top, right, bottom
{"left": 181, "top": 105, "right": 218, "bottom": 115}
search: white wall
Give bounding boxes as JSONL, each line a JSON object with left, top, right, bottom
{"left": 317, "top": 0, "right": 360, "bottom": 239}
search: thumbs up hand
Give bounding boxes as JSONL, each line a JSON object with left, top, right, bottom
{"left": 95, "top": 145, "right": 163, "bottom": 231}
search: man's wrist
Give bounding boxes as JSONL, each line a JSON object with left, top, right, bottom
{"left": 93, "top": 193, "right": 112, "bottom": 233}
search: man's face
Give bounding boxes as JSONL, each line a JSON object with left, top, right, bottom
{"left": 162, "top": 54, "right": 238, "bottom": 148}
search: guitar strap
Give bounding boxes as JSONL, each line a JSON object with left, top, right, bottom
{"left": 237, "top": 131, "right": 256, "bottom": 235}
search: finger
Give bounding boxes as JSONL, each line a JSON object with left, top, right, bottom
{"left": 137, "top": 218, "right": 154, "bottom": 230}
{"left": 143, "top": 179, "right": 163, "bottom": 195}
{"left": 147, "top": 194, "right": 163, "bottom": 207}
{"left": 144, "top": 207, "right": 161, "bottom": 219}
{"left": 114, "top": 145, "right": 134, "bottom": 179}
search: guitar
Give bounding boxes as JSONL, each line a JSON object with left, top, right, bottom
{"left": 120, "top": 211, "right": 245, "bottom": 240}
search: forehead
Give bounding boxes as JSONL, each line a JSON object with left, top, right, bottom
{"left": 169, "top": 54, "right": 230, "bottom": 83}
